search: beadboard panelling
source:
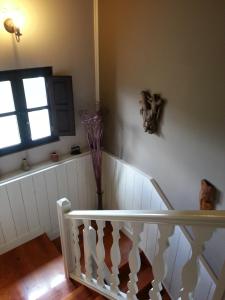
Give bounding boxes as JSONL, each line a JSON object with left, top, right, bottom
{"left": 0, "top": 153, "right": 96, "bottom": 254}
{"left": 102, "top": 152, "right": 217, "bottom": 300}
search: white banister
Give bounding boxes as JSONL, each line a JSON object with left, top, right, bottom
{"left": 57, "top": 198, "right": 72, "bottom": 278}
{"left": 127, "top": 222, "right": 144, "bottom": 300}
{"left": 110, "top": 221, "right": 122, "bottom": 294}
{"left": 57, "top": 200, "right": 225, "bottom": 300}
{"left": 179, "top": 227, "right": 214, "bottom": 299}
{"left": 66, "top": 210, "right": 225, "bottom": 227}
{"left": 149, "top": 224, "right": 174, "bottom": 300}
{"left": 96, "top": 220, "right": 106, "bottom": 287}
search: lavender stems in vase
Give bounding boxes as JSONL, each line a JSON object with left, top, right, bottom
{"left": 81, "top": 110, "right": 103, "bottom": 210}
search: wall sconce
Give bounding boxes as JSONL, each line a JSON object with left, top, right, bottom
{"left": 4, "top": 17, "right": 22, "bottom": 42}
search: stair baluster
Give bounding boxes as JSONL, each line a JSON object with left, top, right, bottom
{"left": 96, "top": 220, "right": 106, "bottom": 288}
{"left": 127, "top": 222, "right": 144, "bottom": 300}
{"left": 179, "top": 227, "right": 214, "bottom": 299}
{"left": 72, "top": 219, "right": 81, "bottom": 277}
{"left": 110, "top": 221, "right": 122, "bottom": 294}
{"left": 149, "top": 224, "right": 174, "bottom": 300}
{"left": 83, "top": 220, "right": 93, "bottom": 281}
{"left": 212, "top": 260, "right": 225, "bottom": 300}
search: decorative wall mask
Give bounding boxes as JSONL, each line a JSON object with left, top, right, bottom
{"left": 199, "top": 179, "right": 215, "bottom": 210}
{"left": 139, "top": 90, "right": 164, "bottom": 134}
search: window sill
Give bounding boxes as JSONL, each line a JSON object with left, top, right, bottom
{"left": 0, "top": 151, "right": 89, "bottom": 186}
{"left": 0, "top": 136, "right": 59, "bottom": 157}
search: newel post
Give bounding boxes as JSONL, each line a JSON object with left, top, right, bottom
{"left": 57, "top": 198, "right": 72, "bottom": 278}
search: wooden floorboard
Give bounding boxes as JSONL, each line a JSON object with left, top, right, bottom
{"left": 0, "top": 234, "right": 76, "bottom": 300}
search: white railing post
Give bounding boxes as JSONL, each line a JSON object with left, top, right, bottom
{"left": 110, "top": 221, "right": 122, "bottom": 294}
{"left": 71, "top": 219, "right": 81, "bottom": 277}
{"left": 83, "top": 220, "right": 94, "bottom": 281}
{"left": 179, "top": 227, "right": 214, "bottom": 299}
{"left": 149, "top": 224, "right": 174, "bottom": 300}
{"left": 127, "top": 222, "right": 144, "bottom": 300}
{"left": 96, "top": 220, "right": 106, "bottom": 287}
{"left": 57, "top": 198, "right": 72, "bottom": 279}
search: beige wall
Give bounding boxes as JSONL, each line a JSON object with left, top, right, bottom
{"left": 0, "top": 0, "right": 95, "bottom": 174}
{"left": 99, "top": 0, "right": 225, "bottom": 274}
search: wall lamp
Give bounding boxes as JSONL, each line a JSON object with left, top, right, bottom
{"left": 4, "top": 17, "right": 22, "bottom": 42}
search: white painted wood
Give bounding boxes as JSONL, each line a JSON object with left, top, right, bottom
{"left": 32, "top": 173, "right": 52, "bottom": 235}
{"left": 180, "top": 227, "right": 215, "bottom": 299}
{"left": 0, "top": 186, "right": 17, "bottom": 242}
{"left": 85, "top": 156, "right": 96, "bottom": 210}
{"left": 149, "top": 224, "right": 174, "bottom": 300}
{"left": 127, "top": 222, "right": 144, "bottom": 300}
{"left": 20, "top": 177, "right": 40, "bottom": 232}
{"left": 212, "top": 260, "right": 225, "bottom": 300}
{"left": 65, "top": 160, "right": 80, "bottom": 210}
{"left": 77, "top": 157, "right": 88, "bottom": 210}
{"left": 96, "top": 220, "right": 106, "bottom": 287}
{"left": 0, "top": 223, "right": 5, "bottom": 245}
{"left": 169, "top": 233, "right": 192, "bottom": 299}
{"left": 0, "top": 227, "right": 43, "bottom": 255}
{"left": 163, "top": 226, "right": 182, "bottom": 294}
{"left": 105, "top": 157, "right": 116, "bottom": 210}
{"left": 194, "top": 263, "right": 213, "bottom": 300}
{"left": 83, "top": 220, "right": 93, "bottom": 281}
{"left": 140, "top": 177, "right": 152, "bottom": 253}
{"left": 57, "top": 198, "right": 72, "bottom": 278}
{"left": 70, "top": 273, "right": 127, "bottom": 300}
{"left": 66, "top": 210, "right": 225, "bottom": 227}
{"left": 102, "top": 152, "right": 220, "bottom": 300}
{"left": 44, "top": 169, "right": 59, "bottom": 235}
{"left": 0, "top": 153, "right": 96, "bottom": 254}
{"left": 71, "top": 219, "right": 81, "bottom": 277}
{"left": 110, "top": 221, "right": 122, "bottom": 293}
{"left": 55, "top": 164, "right": 68, "bottom": 199}
{"left": 6, "top": 181, "right": 29, "bottom": 236}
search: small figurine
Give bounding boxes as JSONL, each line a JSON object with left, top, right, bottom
{"left": 50, "top": 152, "right": 59, "bottom": 162}
{"left": 21, "top": 158, "right": 30, "bottom": 171}
{"left": 70, "top": 145, "right": 81, "bottom": 155}
{"left": 200, "top": 179, "right": 215, "bottom": 210}
{"left": 139, "top": 90, "right": 164, "bottom": 134}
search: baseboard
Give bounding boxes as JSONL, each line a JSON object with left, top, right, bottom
{"left": 0, "top": 227, "right": 44, "bottom": 254}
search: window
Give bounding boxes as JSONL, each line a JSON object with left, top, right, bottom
{"left": 0, "top": 67, "right": 75, "bottom": 156}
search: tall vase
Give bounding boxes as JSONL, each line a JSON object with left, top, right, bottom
{"left": 97, "top": 191, "right": 103, "bottom": 210}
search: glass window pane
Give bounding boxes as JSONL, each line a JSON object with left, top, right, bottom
{"left": 0, "top": 115, "right": 21, "bottom": 149}
{"left": 0, "top": 81, "right": 15, "bottom": 113}
{"left": 28, "top": 109, "right": 51, "bottom": 140}
{"left": 23, "top": 77, "right": 48, "bottom": 109}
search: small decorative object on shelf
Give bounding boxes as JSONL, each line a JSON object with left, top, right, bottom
{"left": 139, "top": 90, "right": 165, "bottom": 134}
{"left": 81, "top": 110, "right": 103, "bottom": 210}
{"left": 200, "top": 179, "right": 216, "bottom": 210}
{"left": 70, "top": 145, "right": 81, "bottom": 155}
{"left": 21, "top": 158, "right": 30, "bottom": 171}
{"left": 50, "top": 152, "right": 59, "bottom": 162}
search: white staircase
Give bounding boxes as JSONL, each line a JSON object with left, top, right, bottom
{"left": 57, "top": 198, "right": 225, "bottom": 300}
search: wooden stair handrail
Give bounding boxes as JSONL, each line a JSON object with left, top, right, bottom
{"left": 66, "top": 210, "right": 225, "bottom": 227}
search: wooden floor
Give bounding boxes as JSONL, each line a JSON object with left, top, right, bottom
{"left": 0, "top": 226, "right": 170, "bottom": 300}
{"left": 0, "top": 234, "right": 78, "bottom": 300}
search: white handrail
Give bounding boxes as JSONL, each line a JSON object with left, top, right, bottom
{"left": 66, "top": 210, "right": 225, "bottom": 227}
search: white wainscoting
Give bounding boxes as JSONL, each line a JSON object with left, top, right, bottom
{"left": 0, "top": 153, "right": 96, "bottom": 254}
{"left": 102, "top": 152, "right": 217, "bottom": 300}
